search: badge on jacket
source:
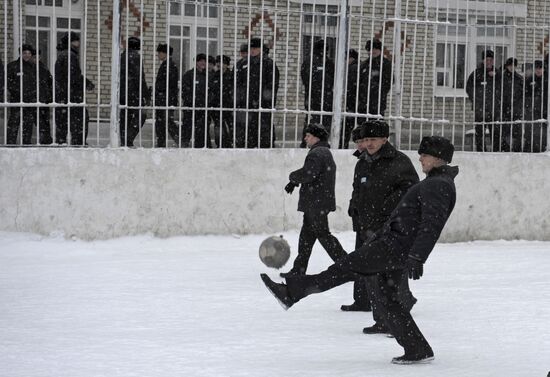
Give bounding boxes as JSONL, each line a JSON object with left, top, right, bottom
{"left": 361, "top": 177, "right": 368, "bottom": 184}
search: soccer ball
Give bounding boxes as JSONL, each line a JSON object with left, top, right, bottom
{"left": 259, "top": 235, "right": 291, "bottom": 269}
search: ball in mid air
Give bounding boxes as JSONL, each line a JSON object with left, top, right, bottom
{"left": 259, "top": 235, "right": 291, "bottom": 269}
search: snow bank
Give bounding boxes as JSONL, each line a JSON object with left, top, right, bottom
{"left": 0, "top": 148, "right": 549, "bottom": 240}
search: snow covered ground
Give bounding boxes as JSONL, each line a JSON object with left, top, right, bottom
{"left": 1, "top": 231, "right": 549, "bottom": 377}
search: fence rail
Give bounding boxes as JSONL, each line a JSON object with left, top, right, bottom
{"left": 0, "top": 0, "right": 549, "bottom": 152}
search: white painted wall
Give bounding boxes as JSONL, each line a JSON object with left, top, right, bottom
{"left": 1, "top": 148, "right": 549, "bottom": 241}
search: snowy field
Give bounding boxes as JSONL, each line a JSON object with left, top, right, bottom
{"left": 0, "top": 231, "right": 549, "bottom": 377}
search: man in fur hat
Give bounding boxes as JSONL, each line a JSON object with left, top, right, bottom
{"left": 262, "top": 136, "right": 458, "bottom": 365}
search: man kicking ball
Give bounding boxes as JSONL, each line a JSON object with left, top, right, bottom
{"left": 261, "top": 136, "right": 458, "bottom": 365}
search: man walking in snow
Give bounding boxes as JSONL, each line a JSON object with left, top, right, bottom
{"left": 279, "top": 123, "right": 348, "bottom": 278}
{"left": 262, "top": 136, "right": 458, "bottom": 364}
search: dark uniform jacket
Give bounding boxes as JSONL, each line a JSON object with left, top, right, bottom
{"left": 155, "top": 58, "right": 179, "bottom": 107}
{"left": 525, "top": 73, "right": 547, "bottom": 120}
{"left": 349, "top": 143, "right": 419, "bottom": 237}
{"left": 301, "top": 53, "right": 335, "bottom": 111}
{"left": 358, "top": 56, "right": 392, "bottom": 116}
{"left": 181, "top": 67, "right": 208, "bottom": 108}
{"left": 209, "top": 68, "right": 234, "bottom": 109}
{"left": 499, "top": 68, "right": 524, "bottom": 121}
{"left": 7, "top": 58, "right": 37, "bottom": 102}
{"left": 0, "top": 59, "right": 4, "bottom": 102}
{"left": 342, "top": 165, "right": 458, "bottom": 274}
{"left": 55, "top": 46, "right": 92, "bottom": 103}
{"left": 346, "top": 62, "right": 359, "bottom": 112}
{"left": 120, "top": 49, "right": 150, "bottom": 106}
{"left": 289, "top": 140, "right": 336, "bottom": 214}
{"left": 37, "top": 61, "right": 53, "bottom": 104}
{"left": 235, "top": 55, "right": 279, "bottom": 109}
{"left": 466, "top": 64, "right": 500, "bottom": 121}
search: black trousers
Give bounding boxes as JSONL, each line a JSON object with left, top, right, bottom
{"left": 55, "top": 105, "right": 89, "bottom": 145}
{"left": 120, "top": 109, "right": 147, "bottom": 147}
{"left": 235, "top": 110, "right": 274, "bottom": 148}
{"left": 209, "top": 110, "right": 234, "bottom": 148}
{"left": 286, "top": 251, "right": 432, "bottom": 355}
{"left": 154, "top": 109, "right": 178, "bottom": 147}
{"left": 183, "top": 110, "right": 212, "bottom": 148}
{"left": 291, "top": 212, "right": 347, "bottom": 274}
{"left": 7, "top": 107, "right": 36, "bottom": 145}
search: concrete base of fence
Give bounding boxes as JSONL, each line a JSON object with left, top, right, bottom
{"left": 0, "top": 147, "right": 549, "bottom": 241}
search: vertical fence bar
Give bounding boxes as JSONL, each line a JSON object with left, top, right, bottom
{"left": 109, "top": 0, "right": 121, "bottom": 148}
{"left": 392, "top": 0, "right": 403, "bottom": 149}
{"left": 329, "top": 0, "right": 348, "bottom": 147}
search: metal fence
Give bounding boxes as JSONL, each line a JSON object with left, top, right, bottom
{"left": 0, "top": 0, "right": 549, "bottom": 152}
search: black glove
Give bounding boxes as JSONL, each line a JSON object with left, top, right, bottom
{"left": 406, "top": 257, "right": 423, "bottom": 280}
{"left": 284, "top": 181, "right": 297, "bottom": 194}
{"left": 348, "top": 203, "right": 358, "bottom": 218}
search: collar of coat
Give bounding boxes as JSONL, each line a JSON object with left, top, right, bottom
{"left": 427, "top": 164, "right": 459, "bottom": 179}
{"left": 310, "top": 140, "right": 330, "bottom": 150}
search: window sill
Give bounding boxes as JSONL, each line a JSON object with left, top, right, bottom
{"left": 433, "top": 88, "right": 468, "bottom": 98}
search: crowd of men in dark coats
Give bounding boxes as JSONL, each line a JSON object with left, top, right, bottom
{"left": 466, "top": 50, "right": 549, "bottom": 152}
{"left": 1, "top": 32, "right": 94, "bottom": 146}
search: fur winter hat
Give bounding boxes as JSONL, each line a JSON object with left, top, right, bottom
{"left": 304, "top": 123, "right": 329, "bottom": 141}
{"left": 481, "top": 50, "right": 494, "bottom": 59}
{"left": 351, "top": 127, "right": 363, "bottom": 142}
{"left": 216, "top": 55, "right": 231, "bottom": 65}
{"left": 21, "top": 44, "right": 36, "bottom": 55}
{"left": 348, "top": 49, "right": 358, "bottom": 61}
{"left": 365, "top": 39, "right": 382, "bottom": 51}
{"left": 361, "top": 120, "right": 390, "bottom": 138}
{"left": 127, "top": 37, "right": 141, "bottom": 51}
{"left": 156, "top": 43, "right": 173, "bottom": 55}
{"left": 418, "top": 136, "right": 454, "bottom": 163}
{"left": 250, "top": 38, "right": 262, "bottom": 48}
{"left": 534, "top": 60, "right": 544, "bottom": 69}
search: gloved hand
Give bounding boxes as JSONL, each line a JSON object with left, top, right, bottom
{"left": 348, "top": 203, "right": 358, "bottom": 218}
{"left": 284, "top": 181, "right": 297, "bottom": 194}
{"left": 406, "top": 257, "right": 423, "bottom": 280}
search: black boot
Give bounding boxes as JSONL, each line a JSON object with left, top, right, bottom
{"left": 340, "top": 302, "right": 372, "bottom": 312}
{"left": 260, "top": 274, "right": 295, "bottom": 310}
{"left": 363, "top": 322, "right": 390, "bottom": 334}
{"left": 391, "top": 349, "right": 434, "bottom": 364}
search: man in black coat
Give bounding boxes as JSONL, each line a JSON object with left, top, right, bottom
{"left": 55, "top": 32, "right": 94, "bottom": 145}
{"left": 209, "top": 55, "right": 234, "bottom": 148}
{"left": 0, "top": 58, "right": 4, "bottom": 103}
{"left": 235, "top": 38, "right": 279, "bottom": 148}
{"left": 341, "top": 121, "right": 418, "bottom": 320}
{"left": 6, "top": 44, "right": 37, "bottom": 145}
{"left": 358, "top": 40, "right": 392, "bottom": 121}
{"left": 120, "top": 37, "right": 150, "bottom": 147}
{"left": 300, "top": 39, "right": 335, "bottom": 147}
{"left": 154, "top": 43, "right": 179, "bottom": 147}
{"left": 340, "top": 49, "right": 359, "bottom": 149}
{"left": 279, "top": 123, "right": 347, "bottom": 278}
{"left": 524, "top": 59, "right": 548, "bottom": 152}
{"left": 181, "top": 53, "right": 211, "bottom": 148}
{"left": 466, "top": 49, "right": 500, "bottom": 151}
{"left": 262, "top": 136, "right": 458, "bottom": 365}
{"left": 499, "top": 57, "right": 524, "bottom": 152}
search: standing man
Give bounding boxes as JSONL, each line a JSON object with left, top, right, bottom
{"left": 279, "top": 123, "right": 347, "bottom": 278}
{"left": 154, "top": 43, "right": 179, "bottom": 147}
{"left": 55, "top": 32, "right": 94, "bottom": 145}
{"left": 181, "top": 53, "right": 211, "bottom": 148}
{"left": 262, "top": 136, "right": 458, "bottom": 365}
{"left": 300, "top": 39, "right": 335, "bottom": 147}
{"left": 499, "top": 57, "right": 524, "bottom": 152}
{"left": 209, "top": 55, "right": 234, "bottom": 148}
{"left": 6, "top": 44, "right": 37, "bottom": 145}
{"left": 0, "top": 58, "right": 5, "bottom": 103}
{"left": 340, "top": 48, "right": 359, "bottom": 149}
{"left": 524, "top": 59, "right": 548, "bottom": 152}
{"left": 120, "top": 36, "right": 150, "bottom": 147}
{"left": 358, "top": 39, "right": 392, "bottom": 121}
{"left": 466, "top": 49, "right": 500, "bottom": 151}
{"left": 341, "top": 121, "right": 419, "bottom": 318}
{"left": 235, "top": 38, "right": 279, "bottom": 148}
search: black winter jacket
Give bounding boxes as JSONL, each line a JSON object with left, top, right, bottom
{"left": 289, "top": 140, "right": 336, "bottom": 214}
{"left": 7, "top": 58, "right": 37, "bottom": 103}
{"left": 349, "top": 143, "right": 419, "bottom": 236}
{"left": 37, "top": 61, "right": 53, "bottom": 104}
{"left": 466, "top": 64, "right": 500, "bottom": 121}
{"left": 155, "top": 58, "right": 179, "bottom": 107}
{"left": 0, "top": 59, "right": 4, "bottom": 102}
{"left": 120, "top": 49, "right": 150, "bottom": 106}
{"left": 358, "top": 56, "right": 392, "bottom": 116}
{"left": 525, "top": 73, "right": 547, "bottom": 120}
{"left": 499, "top": 68, "right": 524, "bottom": 121}
{"left": 55, "top": 46, "right": 93, "bottom": 103}
{"left": 209, "top": 68, "right": 234, "bottom": 109}
{"left": 235, "top": 55, "right": 279, "bottom": 109}
{"left": 181, "top": 67, "right": 208, "bottom": 108}
{"left": 301, "top": 53, "right": 335, "bottom": 111}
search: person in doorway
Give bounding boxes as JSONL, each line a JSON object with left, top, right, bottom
{"left": 341, "top": 121, "right": 418, "bottom": 320}
{"left": 34, "top": 49, "right": 54, "bottom": 144}
{"left": 279, "top": 123, "right": 347, "bottom": 278}
{"left": 6, "top": 44, "right": 38, "bottom": 145}
{"left": 119, "top": 36, "right": 150, "bottom": 147}
{"left": 465, "top": 49, "right": 500, "bottom": 151}
{"left": 154, "top": 43, "right": 179, "bottom": 147}
{"left": 209, "top": 54, "right": 234, "bottom": 148}
{"left": 181, "top": 53, "right": 211, "bottom": 148}
{"left": 262, "top": 136, "right": 458, "bottom": 365}
{"left": 498, "top": 57, "right": 524, "bottom": 152}
{"left": 55, "top": 32, "right": 94, "bottom": 145}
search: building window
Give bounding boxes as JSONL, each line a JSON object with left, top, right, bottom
{"left": 169, "top": 0, "right": 219, "bottom": 73}
{"left": 434, "top": 12, "right": 513, "bottom": 96}
{"left": 301, "top": 3, "right": 338, "bottom": 61}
